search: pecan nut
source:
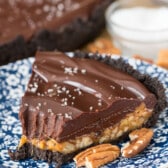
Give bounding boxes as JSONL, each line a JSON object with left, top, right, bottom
{"left": 121, "top": 128, "right": 154, "bottom": 158}
{"left": 86, "top": 37, "right": 121, "bottom": 55}
{"left": 73, "top": 143, "right": 120, "bottom": 168}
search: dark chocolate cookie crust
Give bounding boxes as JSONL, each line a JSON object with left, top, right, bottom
{"left": 8, "top": 143, "right": 77, "bottom": 168}
{"left": 0, "top": 0, "right": 112, "bottom": 66}
{"left": 9, "top": 52, "right": 167, "bottom": 167}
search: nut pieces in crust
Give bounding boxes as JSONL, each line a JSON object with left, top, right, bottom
{"left": 73, "top": 143, "right": 120, "bottom": 168}
{"left": 121, "top": 128, "right": 154, "bottom": 158}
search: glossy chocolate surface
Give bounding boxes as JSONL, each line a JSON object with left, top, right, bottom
{"left": 19, "top": 52, "right": 156, "bottom": 142}
{"left": 0, "top": 0, "right": 100, "bottom": 44}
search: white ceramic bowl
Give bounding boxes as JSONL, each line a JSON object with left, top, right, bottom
{"left": 105, "top": 0, "right": 168, "bottom": 61}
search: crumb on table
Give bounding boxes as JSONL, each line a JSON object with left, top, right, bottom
{"left": 157, "top": 49, "right": 168, "bottom": 69}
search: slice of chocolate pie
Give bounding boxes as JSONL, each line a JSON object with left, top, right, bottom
{"left": 9, "top": 52, "right": 167, "bottom": 166}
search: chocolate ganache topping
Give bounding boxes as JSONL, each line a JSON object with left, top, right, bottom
{"left": 0, "top": 0, "right": 101, "bottom": 44}
{"left": 19, "top": 52, "right": 156, "bottom": 142}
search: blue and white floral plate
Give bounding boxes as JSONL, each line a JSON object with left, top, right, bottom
{"left": 0, "top": 57, "right": 168, "bottom": 168}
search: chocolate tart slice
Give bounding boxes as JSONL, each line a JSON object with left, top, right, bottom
{"left": 9, "top": 52, "right": 167, "bottom": 166}
{"left": 0, "top": 0, "right": 112, "bottom": 65}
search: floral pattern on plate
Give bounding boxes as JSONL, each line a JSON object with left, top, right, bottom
{"left": 0, "top": 57, "right": 168, "bottom": 168}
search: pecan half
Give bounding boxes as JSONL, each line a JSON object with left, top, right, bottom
{"left": 86, "top": 37, "right": 121, "bottom": 55}
{"left": 73, "top": 143, "right": 120, "bottom": 168}
{"left": 121, "top": 128, "right": 154, "bottom": 158}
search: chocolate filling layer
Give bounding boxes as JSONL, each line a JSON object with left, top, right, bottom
{"left": 19, "top": 52, "right": 158, "bottom": 143}
{"left": 0, "top": 0, "right": 101, "bottom": 43}
{"left": 0, "top": 0, "right": 112, "bottom": 65}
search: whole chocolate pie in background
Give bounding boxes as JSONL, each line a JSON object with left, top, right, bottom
{"left": 0, "top": 0, "right": 112, "bottom": 65}
{"left": 9, "top": 51, "right": 167, "bottom": 166}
